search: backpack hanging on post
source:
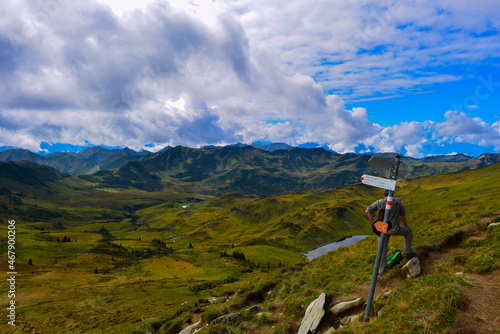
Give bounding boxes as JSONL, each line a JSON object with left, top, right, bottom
{"left": 371, "top": 208, "right": 392, "bottom": 236}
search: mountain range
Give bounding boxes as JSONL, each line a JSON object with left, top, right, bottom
{"left": 1, "top": 143, "right": 500, "bottom": 197}
{"left": 0, "top": 143, "right": 295, "bottom": 175}
{"left": 0, "top": 146, "right": 149, "bottom": 175}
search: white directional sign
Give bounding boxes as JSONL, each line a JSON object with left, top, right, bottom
{"left": 360, "top": 174, "right": 396, "bottom": 190}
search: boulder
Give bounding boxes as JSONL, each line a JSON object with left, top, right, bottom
{"left": 210, "top": 312, "right": 240, "bottom": 325}
{"left": 324, "top": 327, "right": 335, "bottom": 333}
{"left": 330, "top": 297, "right": 363, "bottom": 315}
{"left": 402, "top": 257, "right": 421, "bottom": 278}
{"left": 297, "top": 292, "right": 326, "bottom": 334}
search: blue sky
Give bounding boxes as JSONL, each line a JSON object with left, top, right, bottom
{"left": 0, "top": 0, "right": 499, "bottom": 157}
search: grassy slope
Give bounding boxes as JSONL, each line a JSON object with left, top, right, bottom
{"left": 0, "top": 162, "right": 378, "bottom": 333}
{"left": 0, "top": 163, "right": 499, "bottom": 333}
{"left": 90, "top": 146, "right": 500, "bottom": 197}
{"left": 137, "top": 187, "right": 378, "bottom": 252}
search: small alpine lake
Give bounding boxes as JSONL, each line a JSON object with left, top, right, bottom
{"left": 305, "top": 235, "right": 372, "bottom": 260}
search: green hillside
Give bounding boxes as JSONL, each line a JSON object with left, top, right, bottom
{"left": 0, "top": 159, "right": 499, "bottom": 333}
{"left": 3, "top": 146, "right": 499, "bottom": 197}
{"left": 0, "top": 146, "right": 147, "bottom": 175}
{"left": 89, "top": 146, "right": 500, "bottom": 196}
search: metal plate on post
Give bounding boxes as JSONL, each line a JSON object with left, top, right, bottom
{"left": 368, "top": 156, "right": 395, "bottom": 168}
{"left": 360, "top": 174, "right": 396, "bottom": 190}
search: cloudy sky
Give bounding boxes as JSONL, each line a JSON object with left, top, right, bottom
{"left": 1, "top": 0, "right": 500, "bottom": 157}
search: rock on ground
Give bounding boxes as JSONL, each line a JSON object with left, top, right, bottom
{"left": 403, "top": 257, "right": 421, "bottom": 278}
{"left": 488, "top": 222, "right": 500, "bottom": 229}
{"left": 178, "top": 320, "right": 201, "bottom": 334}
{"left": 297, "top": 292, "right": 326, "bottom": 334}
{"left": 210, "top": 312, "right": 241, "bottom": 326}
{"left": 340, "top": 314, "right": 360, "bottom": 325}
{"left": 330, "top": 297, "right": 364, "bottom": 315}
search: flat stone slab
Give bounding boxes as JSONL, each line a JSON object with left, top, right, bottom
{"left": 340, "top": 314, "right": 360, "bottom": 325}
{"left": 178, "top": 320, "right": 201, "bottom": 334}
{"left": 297, "top": 292, "right": 326, "bottom": 334}
{"left": 330, "top": 297, "right": 363, "bottom": 315}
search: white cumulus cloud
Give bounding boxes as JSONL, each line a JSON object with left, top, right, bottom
{"left": 0, "top": 0, "right": 499, "bottom": 157}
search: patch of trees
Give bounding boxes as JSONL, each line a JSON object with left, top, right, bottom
{"left": 131, "top": 246, "right": 174, "bottom": 259}
{"left": 151, "top": 238, "right": 167, "bottom": 248}
{"left": 219, "top": 250, "right": 246, "bottom": 261}
{"left": 219, "top": 249, "right": 283, "bottom": 269}
{"left": 232, "top": 250, "right": 246, "bottom": 261}
{"left": 98, "top": 226, "right": 116, "bottom": 242}
{"left": 149, "top": 238, "right": 175, "bottom": 255}
{"left": 33, "top": 233, "right": 71, "bottom": 242}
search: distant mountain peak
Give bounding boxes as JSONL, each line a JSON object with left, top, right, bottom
{"left": 251, "top": 142, "right": 292, "bottom": 151}
{"left": 228, "top": 142, "right": 248, "bottom": 147}
{"left": 0, "top": 149, "right": 46, "bottom": 163}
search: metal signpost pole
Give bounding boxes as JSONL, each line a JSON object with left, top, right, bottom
{"left": 363, "top": 155, "right": 402, "bottom": 323}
